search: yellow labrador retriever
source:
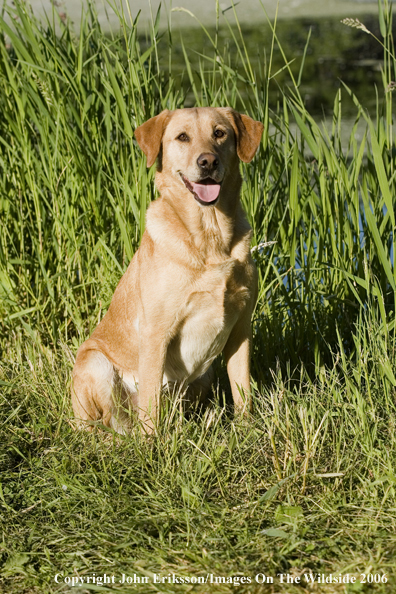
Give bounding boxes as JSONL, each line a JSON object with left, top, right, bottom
{"left": 72, "top": 107, "right": 263, "bottom": 433}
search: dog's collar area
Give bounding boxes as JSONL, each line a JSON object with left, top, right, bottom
{"left": 181, "top": 174, "right": 221, "bottom": 205}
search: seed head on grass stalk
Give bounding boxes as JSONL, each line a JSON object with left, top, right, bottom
{"left": 341, "top": 18, "right": 371, "bottom": 34}
{"left": 341, "top": 14, "right": 396, "bottom": 73}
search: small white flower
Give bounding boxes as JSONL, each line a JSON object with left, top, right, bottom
{"left": 251, "top": 241, "right": 277, "bottom": 255}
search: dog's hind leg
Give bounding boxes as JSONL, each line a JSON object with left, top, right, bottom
{"left": 71, "top": 348, "right": 115, "bottom": 430}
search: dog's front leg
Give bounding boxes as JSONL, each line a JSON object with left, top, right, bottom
{"left": 224, "top": 310, "right": 253, "bottom": 414}
{"left": 137, "top": 329, "right": 168, "bottom": 434}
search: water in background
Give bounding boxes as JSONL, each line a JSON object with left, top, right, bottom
{"left": 3, "top": 0, "right": 392, "bottom": 122}
{"left": 159, "top": 15, "right": 387, "bottom": 118}
{"left": 26, "top": 0, "right": 380, "bottom": 30}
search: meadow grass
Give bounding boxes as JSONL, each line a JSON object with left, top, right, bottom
{"left": 1, "top": 0, "right": 396, "bottom": 592}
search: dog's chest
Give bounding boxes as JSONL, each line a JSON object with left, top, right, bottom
{"left": 166, "top": 259, "right": 251, "bottom": 381}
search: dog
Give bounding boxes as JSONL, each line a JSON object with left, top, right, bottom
{"left": 71, "top": 107, "right": 263, "bottom": 434}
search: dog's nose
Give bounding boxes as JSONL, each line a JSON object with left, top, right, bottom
{"left": 197, "top": 153, "right": 219, "bottom": 171}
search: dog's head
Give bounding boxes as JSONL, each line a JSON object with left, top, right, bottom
{"left": 134, "top": 107, "right": 263, "bottom": 207}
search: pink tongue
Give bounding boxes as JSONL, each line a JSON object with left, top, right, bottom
{"left": 191, "top": 181, "right": 221, "bottom": 203}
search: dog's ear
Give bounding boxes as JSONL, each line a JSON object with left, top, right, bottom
{"left": 134, "top": 110, "right": 171, "bottom": 167}
{"left": 220, "top": 109, "right": 264, "bottom": 163}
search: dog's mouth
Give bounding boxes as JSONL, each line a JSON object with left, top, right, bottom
{"left": 181, "top": 175, "right": 221, "bottom": 205}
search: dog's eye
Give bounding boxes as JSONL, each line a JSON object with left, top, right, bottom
{"left": 214, "top": 129, "right": 225, "bottom": 138}
{"left": 177, "top": 133, "right": 189, "bottom": 142}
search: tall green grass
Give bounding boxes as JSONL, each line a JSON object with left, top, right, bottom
{"left": 0, "top": 0, "right": 172, "bottom": 348}
{"left": 1, "top": 1, "right": 396, "bottom": 592}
